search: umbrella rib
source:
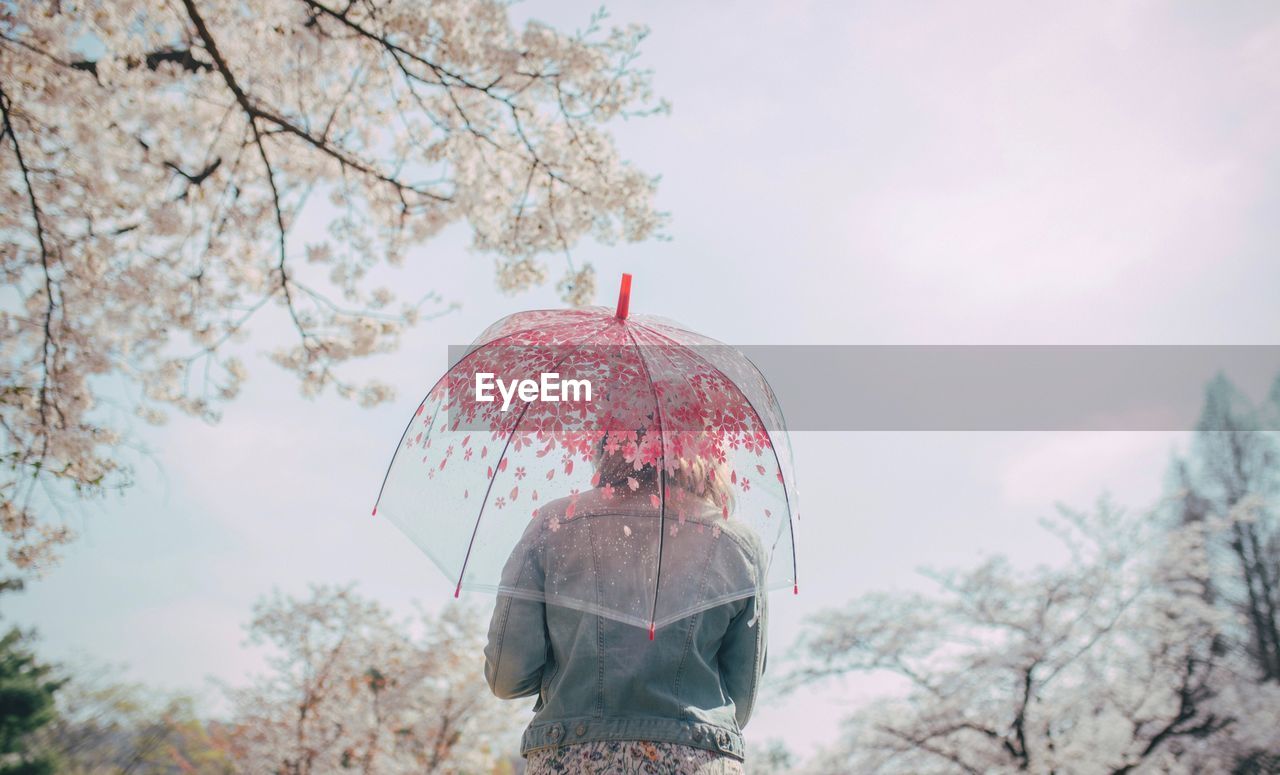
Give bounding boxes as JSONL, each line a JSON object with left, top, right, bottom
{"left": 633, "top": 322, "right": 799, "bottom": 596}
{"left": 454, "top": 318, "right": 617, "bottom": 597}
{"left": 623, "top": 325, "right": 667, "bottom": 639}
{"left": 371, "top": 319, "right": 603, "bottom": 517}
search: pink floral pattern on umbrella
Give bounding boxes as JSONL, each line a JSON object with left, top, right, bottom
{"left": 372, "top": 274, "right": 799, "bottom": 633}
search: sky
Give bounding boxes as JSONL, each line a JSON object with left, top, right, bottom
{"left": 7, "top": 0, "right": 1280, "bottom": 762}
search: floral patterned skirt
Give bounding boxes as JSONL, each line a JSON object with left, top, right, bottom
{"left": 525, "top": 740, "right": 745, "bottom": 775}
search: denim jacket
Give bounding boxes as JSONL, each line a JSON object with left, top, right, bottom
{"left": 483, "top": 493, "right": 769, "bottom": 760}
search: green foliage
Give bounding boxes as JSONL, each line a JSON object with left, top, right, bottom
{"left": 0, "top": 626, "right": 64, "bottom": 775}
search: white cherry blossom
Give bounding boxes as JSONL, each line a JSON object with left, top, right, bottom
{"left": 0, "top": 0, "right": 666, "bottom": 573}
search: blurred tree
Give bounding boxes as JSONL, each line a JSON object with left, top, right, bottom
{"left": 1, "top": 573, "right": 231, "bottom": 774}
{"left": 224, "top": 584, "right": 519, "bottom": 773}
{"left": 0, "top": 579, "right": 61, "bottom": 775}
{"left": 0, "top": 0, "right": 667, "bottom": 574}
{"left": 1166, "top": 373, "right": 1280, "bottom": 683}
{"left": 0, "top": 626, "right": 62, "bottom": 775}
{"left": 746, "top": 739, "right": 796, "bottom": 775}
{"left": 33, "top": 670, "right": 234, "bottom": 774}
{"left": 786, "top": 500, "right": 1280, "bottom": 774}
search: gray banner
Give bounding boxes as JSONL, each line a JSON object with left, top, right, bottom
{"left": 444, "top": 345, "right": 1280, "bottom": 431}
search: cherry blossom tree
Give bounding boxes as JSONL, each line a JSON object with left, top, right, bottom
{"left": 0, "top": 0, "right": 666, "bottom": 573}
{"left": 223, "top": 585, "right": 520, "bottom": 774}
{"left": 1166, "top": 374, "right": 1280, "bottom": 684}
{"left": 786, "top": 500, "right": 1280, "bottom": 774}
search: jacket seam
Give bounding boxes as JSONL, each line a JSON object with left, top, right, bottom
{"left": 491, "top": 551, "right": 534, "bottom": 694}
{"left": 539, "top": 621, "right": 559, "bottom": 699}
{"left": 489, "top": 600, "right": 511, "bottom": 689}
{"left": 672, "top": 610, "right": 699, "bottom": 706}
{"left": 588, "top": 518, "right": 605, "bottom": 718}
{"left": 741, "top": 599, "right": 764, "bottom": 726}
{"left": 749, "top": 610, "right": 763, "bottom": 721}
{"left": 671, "top": 537, "right": 718, "bottom": 706}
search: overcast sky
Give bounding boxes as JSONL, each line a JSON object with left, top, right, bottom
{"left": 8, "top": 0, "right": 1280, "bottom": 759}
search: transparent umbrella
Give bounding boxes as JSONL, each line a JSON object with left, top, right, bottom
{"left": 372, "top": 274, "right": 799, "bottom": 637}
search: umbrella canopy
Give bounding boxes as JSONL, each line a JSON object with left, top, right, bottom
{"left": 372, "top": 274, "right": 799, "bottom": 636}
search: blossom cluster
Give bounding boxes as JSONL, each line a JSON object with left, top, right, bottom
{"left": 0, "top": 0, "right": 666, "bottom": 571}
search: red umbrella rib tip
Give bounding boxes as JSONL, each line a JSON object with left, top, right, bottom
{"left": 794, "top": 583, "right": 799, "bottom": 595}
{"left": 648, "top": 622, "right": 655, "bottom": 640}
{"left": 615, "top": 273, "right": 632, "bottom": 320}
{"left": 371, "top": 506, "right": 377, "bottom": 516}
{"left": 454, "top": 581, "right": 462, "bottom": 598}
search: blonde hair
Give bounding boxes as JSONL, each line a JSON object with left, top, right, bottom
{"left": 592, "top": 431, "right": 735, "bottom": 515}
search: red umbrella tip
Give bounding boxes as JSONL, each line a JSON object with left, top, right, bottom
{"left": 454, "top": 582, "right": 462, "bottom": 598}
{"left": 615, "top": 273, "right": 632, "bottom": 320}
{"left": 371, "top": 506, "right": 377, "bottom": 516}
{"left": 793, "top": 583, "right": 799, "bottom": 595}
{"left": 648, "top": 622, "right": 655, "bottom": 640}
